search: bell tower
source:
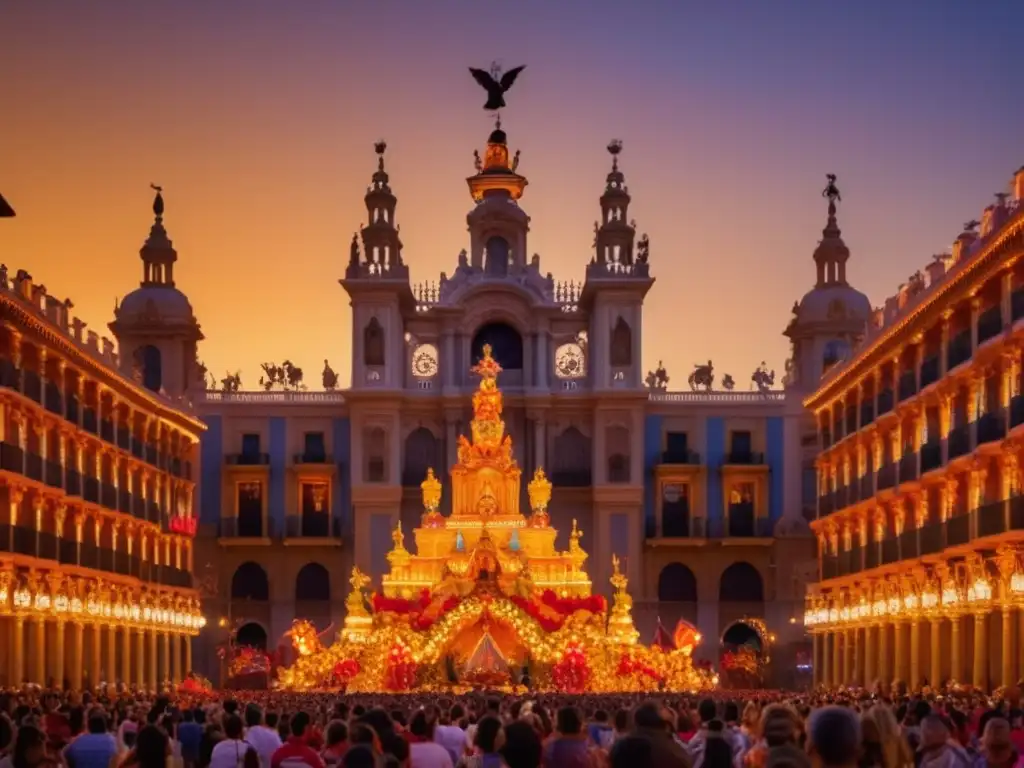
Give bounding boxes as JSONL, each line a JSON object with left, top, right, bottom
{"left": 594, "top": 140, "right": 637, "bottom": 266}
{"left": 465, "top": 120, "right": 530, "bottom": 276}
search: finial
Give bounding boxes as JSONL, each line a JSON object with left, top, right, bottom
{"left": 607, "top": 139, "right": 623, "bottom": 171}
{"left": 150, "top": 183, "right": 164, "bottom": 218}
{"left": 822, "top": 174, "right": 840, "bottom": 217}
{"left": 374, "top": 140, "right": 387, "bottom": 172}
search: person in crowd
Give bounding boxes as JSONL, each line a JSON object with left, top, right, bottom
{"left": 244, "top": 706, "right": 282, "bottom": 768}
{"left": 271, "top": 714, "right": 324, "bottom": 768}
{"left": 498, "top": 721, "right": 540, "bottom": 768}
{"left": 340, "top": 746, "right": 377, "bottom": 768}
{"left": 124, "top": 725, "right": 171, "bottom": 768}
{"left": 321, "top": 722, "right": 349, "bottom": 768}
{"left": 918, "top": 715, "right": 971, "bottom": 768}
{"left": 433, "top": 712, "right": 467, "bottom": 766}
{"left": 209, "top": 714, "right": 256, "bottom": 768}
{"left": 405, "top": 710, "right": 451, "bottom": 768}
{"left": 632, "top": 702, "right": 690, "bottom": 768}
{"left": 976, "top": 718, "right": 1018, "bottom": 768}
{"left": 807, "top": 707, "right": 861, "bottom": 768}
{"left": 0, "top": 725, "right": 57, "bottom": 768}
{"left": 541, "top": 706, "right": 597, "bottom": 768}
{"left": 587, "top": 711, "right": 614, "bottom": 752}
{"left": 63, "top": 709, "right": 118, "bottom": 768}
{"left": 456, "top": 715, "right": 501, "bottom": 768}
{"left": 178, "top": 711, "right": 203, "bottom": 768}
{"left": 609, "top": 735, "right": 655, "bottom": 768}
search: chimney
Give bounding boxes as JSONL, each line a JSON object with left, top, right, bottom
{"left": 30, "top": 284, "right": 47, "bottom": 312}
{"left": 1014, "top": 166, "right": 1024, "bottom": 201}
{"left": 101, "top": 337, "right": 115, "bottom": 362}
{"left": 980, "top": 205, "right": 995, "bottom": 237}
{"left": 86, "top": 330, "right": 99, "bottom": 351}
{"left": 14, "top": 269, "right": 32, "bottom": 300}
{"left": 71, "top": 317, "right": 87, "bottom": 342}
{"left": 44, "top": 295, "right": 61, "bottom": 325}
{"left": 926, "top": 255, "right": 947, "bottom": 285}
{"left": 951, "top": 231, "right": 976, "bottom": 262}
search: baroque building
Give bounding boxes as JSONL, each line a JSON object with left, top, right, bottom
{"left": 191, "top": 124, "right": 820, "bottom": 686}
{"left": 0, "top": 188, "right": 205, "bottom": 689}
{"left": 805, "top": 165, "right": 1024, "bottom": 691}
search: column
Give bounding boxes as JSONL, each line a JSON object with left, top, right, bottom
{"left": 812, "top": 633, "right": 821, "bottom": 687}
{"left": 67, "top": 621, "right": 82, "bottom": 691}
{"left": 878, "top": 621, "right": 890, "bottom": 684}
{"left": 843, "top": 628, "right": 853, "bottom": 685}
{"left": 973, "top": 612, "right": 988, "bottom": 690}
{"left": 821, "top": 632, "right": 831, "bottom": 687}
{"left": 120, "top": 627, "right": 132, "bottom": 687}
{"left": 1001, "top": 608, "right": 1014, "bottom": 688}
{"left": 161, "top": 631, "right": 170, "bottom": 688}
{"left": 135, "top": 629, "right": 146, "bottom": 689}
{"left": 184, "top": 634, "right": 192, "bottom": 677}
{"left": 950, "top": 615, "right": 962, "bottom": 683}
{"left": 171, "top": 633, "right": 181, "bottom": 684}
{"left": 864, "top": 625, "right": 876, "bottom": 686}
{"left": 148, "top": 630, "right": 158, "bottom": 691}
{"left": 894, "top": 621, "right": 907, "bottom": 684}
{"left": 52, "top": 619, "right": 65, "bottom": 688}
{"left": 105, "top": 625, "right": 116, "bottom": 686}
{"left": 11, "top": 616, "right": 24, "bottom": 686}
{"left": 910, "top": 619, "right": 921, "bottom": 689}
{"left": 930, "top": 618, "right": 942, "bottom": 687}
{"left": 90, "top": 624, "right": 102, "bottom": 689}
{"left": 832, "top": 629, "right": 842, "bottom": 686}
{"left": 32, "top": 618, "right": 46, "bottom": 685}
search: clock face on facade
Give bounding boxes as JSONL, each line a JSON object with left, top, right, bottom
{"left": 412, "top": 344, "right": 439, "bottom": 378}
{"left": 555, "top": 342, "right": 585, "bottom": 379}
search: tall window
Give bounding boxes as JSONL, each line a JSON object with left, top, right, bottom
{"left": 364, "top": 318, "right": 385, "bottom": 367}
{"left": 303, "top": 432, "right": 326, "bottom": 462}
{"left": 610, "top": 317, "right": 632, "bottom": 367}
{"left": 241, "top": 433, "right": 261, "bottom": 459}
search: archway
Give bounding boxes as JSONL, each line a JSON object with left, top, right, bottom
{"left": 719, "top": 619, "right": 770, "bottom": 688}
{"left": 403, "top": 427, "right": 440, "bottom": 486}
{"left": 610, "top": 317, "right": 632, "bottom": 367}
{"left": 718, "top": 561, "right": 764, "bottom": 603}
{"left": 363, "top": 318, "right": 385, "bottom": 367}
{"left": 294, "top": 562, "right": 331, "bottom": 602}
{"left": 137, "top": 345, "right": 162, "bottom": 392}
{"left": 230, "top": 562, "right": 270, "bottom": 601}
{"left": 471, "top": 322, "right": 523, "bottom": 370}
{"left": 235, "top": 622, "right": 268, "bottom": 650}
{"left": 657, "top": 563, "right": 698, "bottom": 603}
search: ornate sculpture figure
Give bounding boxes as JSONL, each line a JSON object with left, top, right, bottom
{"left": 322, "top": 359, "right": 338, "bottom": 390}
{"left": 688, "top": 361, "right": 714, "bottom": 392}
{"left": 468, "top": 63, "right": 526, "bottom": 111}
{"left": 421, "top": 468, "right": 445, "bottom": 528}
{"left": 751, "top": 361, "right": 776, "bottom": 394}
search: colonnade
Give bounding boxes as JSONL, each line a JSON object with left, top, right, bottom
{"left": 1, "top": 614, "right": 192, "bottom": 690}
{"left": 812, "top": 606, "right": 1024, "bottom": 690}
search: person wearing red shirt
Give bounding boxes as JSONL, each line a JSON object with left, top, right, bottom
{"left": 271, "top": 713, "right": 325, "bottom": 768}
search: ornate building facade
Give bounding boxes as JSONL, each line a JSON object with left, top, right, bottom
{"left": 189, "top": 125, "right": 834, "bottom": 685}
{"left": 0, "top": 188, "right": 205, "bottom": 689}
{"left": 805, "top": 166, "right": 1024, "bottom": 691}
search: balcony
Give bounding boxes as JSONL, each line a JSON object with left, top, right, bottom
{"left": 947, "top": 424, "right": 970, "bottom": 460}
{"left": 877, "top": 389, "right": 894, "bottom": 416}
{"left": 946, "top": 330, "right": 972, "bottom": 371}
{"left": 897, "top": 453, "right": 918, "bottom": 484}
{"left": 976, "top": 409, "right": 1006, "bottom": 445}
{"left": 977, "top": 305, "right": 1003, "bottom": 345}
{"left": 877, "top": 462, "right": 896, "bottom": 491}
{"left": 725, "top": 450, "right": 765, "bottom": 466}
{"left": 725, "top": 506, "right": 774, "bottom": 537}
{"left": 284, "top": 513, "right": 342, "bottom": 540}
{"left": 294, "top": 452, "right": 332, "bottom": 465}
{"left": 226, "top": 452, "right": 270, "bottom": 466}
{"left": 219, "top": 515, "right": 269, "bottom": 540}
{"left": 897, "top": 371, "right": 917, "bottom": 402}
{"left": 920, "top": 356, "right": 940, "bottom": 390}
{"left": 660, "top": 449, "right": 701, "bottom": 465}
{"left": 662, "top": 503, "right": 692, "bottom": 537}
{"left": 920, "top": 441, "right": 942, "bottom": 474}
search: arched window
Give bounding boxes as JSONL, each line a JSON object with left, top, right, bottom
{"left": 235, "top": 622, "right": 268, "bottom": 650}
{"left": 722, "top": 622, "right": 763, "bottom": 652}
{"left": 364, "top": 426, "right": 387, "bottom": 482}
{"left": 718, "top": 561, "right": 764, "bottom": 603}
{"left": 471, "top": 323, "right": 523, "bottom": 370}
{"left": 295, "top": 562, "right": 331, "bottom": 602}
{"left": 136, "top": 345, "right": 162, "bottom": 392}
{"left": 231, "top": 562, "right": 270, "bottom": 601}
{"left": 610, "top": 317, "right": 632, "bottom": 367}
{"left": 657, "top": 563, "right": 698, "bottom": 603}
{"left": 403, "top": 427, "right": 439, "bottom": 486}
{"left": 484, "top": 236, "right": 510, "bottom": 277}
{"left": 364, "top": 317, "right": 385, "bottom": 367}
{"left": 551, "top": 427, "right": 592, "bottom": 487}
{"left": 605, "top": 425, "right": 630, "bottom": 483}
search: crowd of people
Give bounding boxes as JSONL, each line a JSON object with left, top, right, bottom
{"left": 0, "top": 686, "right": 1022, "bottom": 768}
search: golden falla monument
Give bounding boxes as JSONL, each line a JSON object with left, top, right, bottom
{"left": 278, "top": 345, "right": 709, "bottom": 693}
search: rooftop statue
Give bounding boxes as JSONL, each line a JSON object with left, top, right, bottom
{"left": 468, "top": 62, "right": 526, "bottom": 111}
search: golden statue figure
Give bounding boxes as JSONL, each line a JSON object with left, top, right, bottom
{"left": 607, "top": 554, "right": 639, "bottom": 646}
{"left": 349, "top": 566, "right": 371, "bottom": 593}
{"left": 528, "top": 467, "right": 552, "bottom": 527}
{"left": 477, "top": 480, "right": 499, "bottom": 518}
{"left": 421, "top": 468, "right": 445, "bottom": 527}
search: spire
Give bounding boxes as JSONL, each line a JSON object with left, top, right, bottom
{"left": 812, "top": 174, "right": 850, "bottom": 287}
{"left": 139, "top": 184, "right": 178, "bottom": 287}
{"left": 466, "top": 120, "right": 527, "bottom": 202}
{"left": 593, "top": 140, "right": 639, "bottom": 267}
{"left": 351, "top": 141, "right": 406, "bottom": 278}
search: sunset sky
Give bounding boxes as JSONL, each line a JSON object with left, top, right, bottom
{"left": 3, "top": 1, "right": 1023, "bottom": 390}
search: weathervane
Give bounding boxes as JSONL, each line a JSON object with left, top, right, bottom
{"left": 469, "top": 62, "right": 526, "bottom": 112}
{"left": 150, "top": 183, "right": 164, "bottom": 218}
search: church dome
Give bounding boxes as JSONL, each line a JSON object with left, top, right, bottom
{"left": 116, "top": 285, "right": 196, "bottom": 325}
{"left": 795, "top": 283, "right": 871, "bottom": 326}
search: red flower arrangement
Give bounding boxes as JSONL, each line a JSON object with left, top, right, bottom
{"left": 332, "top": 659, "right": 361, "bottom": 686}
{"left": 372, "top": 589, "right": 461, "bottom": 632}
{"left": 229, "top": 646, "right": 271, "bottom": 677}
{"left": 510, "top": 590, "right": 608, "bottom": 633}
{"left": 552, "top": 641, "right": 591, "bottom": 693}
{"left": 384, "top": 642, "right": 417, "bottom": 691}
{"left": 412, "top": 596, "right": 461, "bottom": 631}
{"left": 616, "top": 651, "right": 664, "bottom": 684}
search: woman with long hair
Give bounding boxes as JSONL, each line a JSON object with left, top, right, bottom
{"left": 861, "top": 706, "right": 913, "bottom": 768}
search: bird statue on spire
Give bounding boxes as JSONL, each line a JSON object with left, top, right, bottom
{"left": 469, "top": 62, "right": 526, "bottom": 111}
{"left": 150, "top": 183, "right": 164, "bottom": 218}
